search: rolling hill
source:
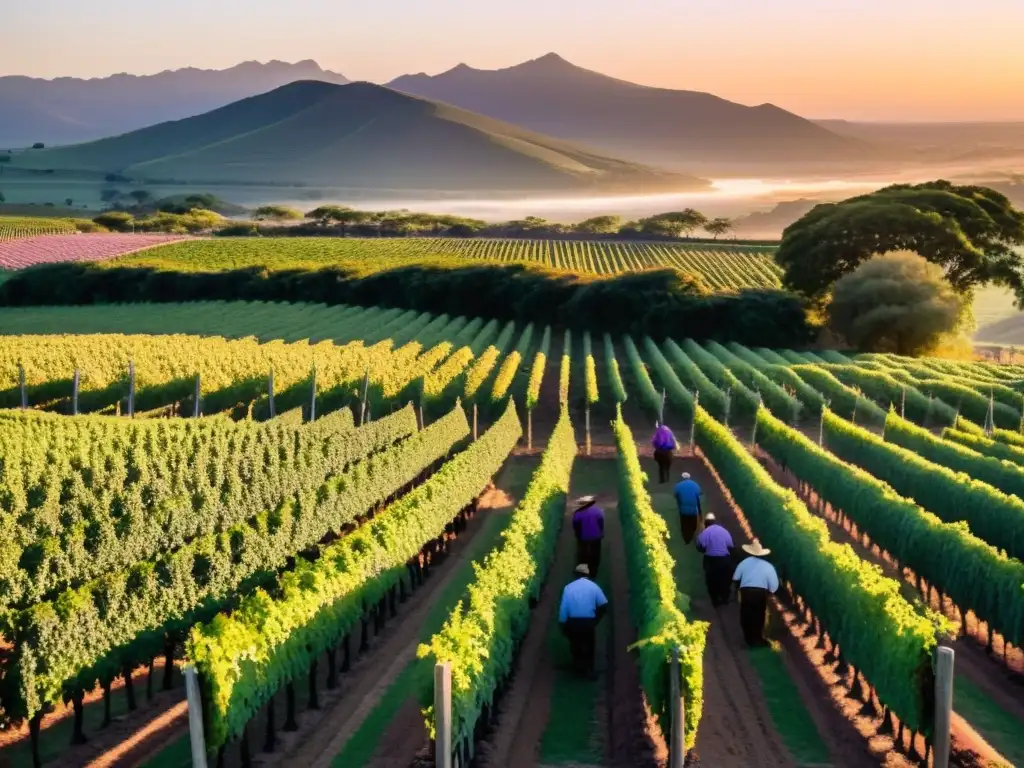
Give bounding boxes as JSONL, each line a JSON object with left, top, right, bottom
{"left": 388, "top": 53, "right": 870, "bottom": 167}
{"left": 11, "top": 81, "right": 707, "bottom": 194}
{"left": 0, "top": 60, "right": 349, "bottom": 148}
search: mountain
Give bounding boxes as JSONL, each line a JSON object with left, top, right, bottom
{"left": 11, "top": 81, "right": 707, "bottom": 194}
{"left": 389, "top": 53, "right": 869, "bottom": 167}
{"left": 0, "top": 60, "right": 350, "bottom": 148}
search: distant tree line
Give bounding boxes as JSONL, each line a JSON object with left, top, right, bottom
{"left": 0, "top": 262, "right": 811, "bottom": 348}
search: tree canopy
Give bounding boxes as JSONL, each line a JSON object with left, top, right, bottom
{"left": 253, "top": 205, "right": 303, "bottom": 221}
{"left": 776, "top": 181, "right": 1024, "bottom": 303}
{"left": 828, "top": 250, "right": 969, "bottom": 355}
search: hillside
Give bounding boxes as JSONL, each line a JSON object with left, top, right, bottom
{"left": 0, "top": 60, "right": 349, "bottom": 148}
{"left": 388, "top": 53, "right": 870, "bottom": 167}
{"left": 10, "top": 81, "right": 707, "bottom": 193}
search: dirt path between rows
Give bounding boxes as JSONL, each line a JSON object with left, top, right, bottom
{"left": 673, "top": 456, "right": 807, "bottom": 768}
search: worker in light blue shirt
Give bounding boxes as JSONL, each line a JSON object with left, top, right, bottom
{"left": 559, "top": 563, "right": 608, "bottom": 677}
{"left": 674, "top": 472, "right": 703, "bottom": 544}
{"left": 732, "top": 540, "right": 779, "bottom": 647}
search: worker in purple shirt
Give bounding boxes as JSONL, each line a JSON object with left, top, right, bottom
{"left": 695, "top": 513, "right": 735, "bottom": 606}
{"left": 572, "top": 495, "right": 604, "bottom": 578}
{"left": 651, "top": 422, "right": 677, "bottom": 483}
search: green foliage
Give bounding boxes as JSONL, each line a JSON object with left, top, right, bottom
{"left": 680, "top": 339, "right": 761, "bottom": 417}
{"left": 942, "top": 427, "right": 1024, "bottom": 467}
{"left": 777, "top": 181, "right": 1024, "bottom": 303}
{"left": 573, "top": 215, "right": 622, "bottom": 234}
{"left": 660, "top": 339, "right": 726, "bottom": 418}
{"left": 464, "top": 321, "right": 516, "bottom": 402}
{"left": 188, "top": 400, "right": 521, "bottom": 750}
{"left": 612, "top": 410, "right": 708, "bottom": 748}
{"left": 603, "top": 333, "right": 627, "bottom": 404}
{"left": 694, "top": 406, "right": 939, "bottom": 734}
{"left": 884, "top": 411, "right": 1024, "bottom": 501}
{"left": 582, "top": 332, "right": 599, "bottom": 405}
{"left": 821, "top": 363, "right": 960, "bottom": 426}
{"left": 756, "top": 407, "right": 1018, "bottom": 649}
{"left": 418, "top": 406, "right": 576, "bottom": 743}
{"left": 823, "top": 410, "right": 1024, "bottom": 562}
{"left": 788, "top": 364, "right": 886, "bottom": 425}
{"left": 3, "top": 404, "right": 442, "bottom": 721}
{"left": 253, "top": 205, "right": 303, "bottom": 221}
{"left": 490, "top": 324, "right": 533, "bottom": 404}
{"left": 641, "top": 337, "right": 695, "bottom": 420}
{"left": 703, "top": 341, "right": 802, "bottom": 422}
{"left": 828, "top": 251, "right": 969, "bottom": 354}
{"left": 559, "top": 330, "right": 571, "bottom": 405}
{"left": 621, "top": 336, "right": 661, "bottom": 419}
{"left": 525, "top": 327, "right": 552, "bottom": 411}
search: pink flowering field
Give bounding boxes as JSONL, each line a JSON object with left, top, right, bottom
{"left": 0, "top": 234, "right": 187, "bottom": 270}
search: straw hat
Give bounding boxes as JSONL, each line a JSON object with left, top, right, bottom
{"left": 681, "top": 472, "right": 691, "bottom": 480}
{"left": 742, "top": 540, "right": 771, "bottom": 557}
{"left": 575, "top": 563, "right": 591, "bottom": 576}
{"left": 704, "top": 513, "right": 717, "bottom": 522}
{"left": 574, "top": 495, "right": 596, "bottom": 508}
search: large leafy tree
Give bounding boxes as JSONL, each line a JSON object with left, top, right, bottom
{"left": 777, "top": 181, "right": 1024, "bottom": 303}
{"left": 828, "top": 251, "right": 969, "bottom": 355}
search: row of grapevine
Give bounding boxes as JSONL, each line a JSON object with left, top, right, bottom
{"left": 612, "top": 410, "right": 708, "bottom": 748}
{"left": 4, "top": 403, "right": 464, "bottom": 722}
{"left": 419, "top": 406, "right": 577, "bottom": 748}
{"left": 621, "top": 336, "right": 661, "bottom": 418}
{"left": 187, "top": 400, "right": 522, "bottom": 750}
{"left": 884, "top": 412, "right": 1024, "bottom": 499}
{"left": 823, "top": 410, "right": 1024, "bottom": 562}
{"left": 582, "top": 331, "right": 599, "bottom": 406}
{"left": 0, "top": 404, "right": 386, "bottom": 607}
{"left": 693, "top": 406, "right": 942, "bottom": 734}
{"left": 559, "top": 329, "right": 572, "bottom": 405}
{"left": 642, "top": 337, "right": 695, "bottom": 419}
{"left": 680, "top": 339, "right": 761, "bottom": 417}
{"left": 704, "top": 341, "right": 802, "bottom": 422}
{"left": 943, "top": 427, "right": 1024, "bottom": 466}
{"left": 490, "top": 324, "right": 534, "bottom": 404}
{"left": 754, "top": 407, "right": 1023, "bottom": 647}
{"left": 603, "top": 333, "right": 627, "bottom": 404}
{"left": 661, "top": 340, "right": 725, "bottom": 419}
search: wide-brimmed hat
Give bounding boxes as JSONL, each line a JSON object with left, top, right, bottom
{"left": 575, "top": 563, "right": 591, "bottom": 576}
{"left": 574, "top": 495, "right": 596, "bottom": 508}
{"left": 742, "top": 540, "right": 771, "bottom": 557}
{"left": 704, "top": 513, "right": 717, "bottom": 522}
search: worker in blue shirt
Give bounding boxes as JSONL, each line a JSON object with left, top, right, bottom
{"left": 674, "top": 471, "right": 703, "bottom": 544}
{"left": 732, "top": 540, "right": 779, "bottom": 647}
{"left": 559, "top": 563, "right": 608, "bottom": 677}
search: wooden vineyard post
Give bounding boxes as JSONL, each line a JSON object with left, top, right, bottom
{"left": 724, "top": 388, "right": 732, "bottom": 430}
{"left": 267, "top": 368, "right": 276, "bottom": 419}
{"left": 18, "top": 365, "right": 27, "bottom": 410}
{"left": 900, "top": 386, "right": 906, "bottom": 419}
{"left": 527, "top": 409, "right": 533, "bottom": 451}
{"left": 585, "top": 405, "right": 591, "bottom": 456}
{"left": 72, "top": 369, "right": 80, "bottom": 416}
{"left": 434, "top": 662, "right": 453, "bottom": 768}
{"left": 419, "top": 402, "right": 425, "bottom": 431}
{"left": 127, "top": 360, "right": 136, "bottom": 417}
{"left": 933, "top": 647, "right": 954, "bottom": 768}
{"left": 193, "top": 374, "right": 201, "bottom": 418}
{"left": 659, "top": 388, "right": 666, "bottom": 424}
{"left": 183, "top": 665, "right": 209, "bottom": 768}
{"left": 473, "top": 403, "right": 478, "bottom": 441}
{"left": 669, "top": 646, "right": 686, "bottom": 768}
{"left": 309, "top": 365, "right": 317, "bottom": 422}
{"left": 819, "top": 405, "right": 825, "bottom": 446}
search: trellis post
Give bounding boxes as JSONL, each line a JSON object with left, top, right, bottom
{"left": 659, "top": 388, "right": 666, "bottom": 424}
{"left": 18, "top": 365, "right": 26, "bottom": 410}
{"left": 309, "top": 364, "right": 317, "bottom": 422}
{"left": 434, "top": 662, "right": 453, "bottom": 768}
{"left": 72, "top": 369, "right": 80, "bottom": 416}
{"left": 933, "top": 647, "right": 955, "bottom": 768}
{"left": 359, "top": 366, "right": 370, "bottom": 426}
{"left": 900, "top": 386, "right": 906, "bottom": 419}
{"left": 184, "top": 665, "right": 209, "bottom": 768}
{"left": 669, "top": 646, "right": 686, "bottom": 768}
{"left": 585, "top": 405, "right": 591, "bottom": 456}
{"left": 689, "top": 391, "right": 699, "bottom": 450}
{"left": 193, "top": 374, "right": 201, "bottom": 418}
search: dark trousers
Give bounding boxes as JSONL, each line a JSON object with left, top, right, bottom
{"left": 576, "top": 539, "right": 602, "bottom": 578}
{"left": 562, "top": 617, "right": 597, "bottom": 674}
{"left": 679, "top": 514, "right": 699, "bottom": 544}
{"left": 703, "top": 555, "right": 733, "bottom": 606}
{"left": 654, "top": 449, "right": 674, "bottom": 483}
{"left": 739, "top": 587, "right": 770, "bottom": 647}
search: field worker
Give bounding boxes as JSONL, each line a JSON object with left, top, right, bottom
{"left": 673, "top": 472, "right": 703, "bottom": 544}
{"left": 572, "top": 495, "right": 604, "bottom": 577}
{"left": 732, "top": 540, "right": 779, "bottom": 647}
{"left": 695, "top": 513, "right": 735, "bottom": 606}
{"left": 651, "top": 422, "right": 678, "bottom": 484}
{"left": 559, "top": 563, "right": 608, "bottom": 677}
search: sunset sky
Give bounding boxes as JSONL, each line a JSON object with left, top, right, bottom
{"left": 6, "top": 0, "right": 1023, "bottom": 122}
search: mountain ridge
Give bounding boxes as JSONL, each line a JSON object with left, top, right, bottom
{"left": 11, "top": 80, "right": 708, "bottom": 194}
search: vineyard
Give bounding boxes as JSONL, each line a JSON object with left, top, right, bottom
{"left": 0, "top": 216, "right": 77, "bottom": 243}
{"left": 0, "top": 302, "right": 1021, "bottom": 768}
